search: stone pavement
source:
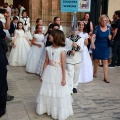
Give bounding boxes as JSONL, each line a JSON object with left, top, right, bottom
{"left": 0, "top": 66, "right": 120, "bottom": 120}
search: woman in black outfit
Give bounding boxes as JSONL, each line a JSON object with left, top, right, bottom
{"left": 82, "top": 12, "right": 93, "bottom": 49}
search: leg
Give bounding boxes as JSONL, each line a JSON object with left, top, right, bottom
{"left": 73, "top": 63, "right": 80, "bottom": 89}
{"left": 111, "top": 42, "right": 119, "bottom": 66}
{"left": 117, "top": 43, "right": 120, "bottom": 65}
{"left": 103, "top": 60, "right": 109, "bottom": 82}
{"left": 66, "top": 64, "right": 74, "bottom": 93}
{"left": 93, "top": 59, "right": 99, "bottom": 77}
{"left": 0, "top": 91, "right": 7, "bottom": 116}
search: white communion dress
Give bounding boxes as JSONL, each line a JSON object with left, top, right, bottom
{"left": 26, "top": 34, "right": 45, "bottom": 74}
{"left": 36, "top": 46, "right": 73, "bottom": 120}
{"left": 8, "top": 30, "right": 31, "bottom": 66}
{"left": 78, "top": 32, "right": 93, "bottom": 83}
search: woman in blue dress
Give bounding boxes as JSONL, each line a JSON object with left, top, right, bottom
{"left": 91, "top": 15, "right": 112, "bottom": 83}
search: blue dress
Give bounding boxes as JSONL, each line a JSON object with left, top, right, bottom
{"left": 93, "top": 25, "right": 110, "bottom": 60}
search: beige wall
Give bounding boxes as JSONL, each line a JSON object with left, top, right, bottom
{"left": 108, "top": 0, "right": 120, "bottom": 21}
{"left": 4, "top": 0, "right": 13, "bottom": 5}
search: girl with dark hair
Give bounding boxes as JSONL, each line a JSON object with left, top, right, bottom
{"left": 36, "top": 29, "right": 73, "bottom": 119}
{"left": 53, "top": 16, "right": 63, "bottom": 31}
{"left": 26, "top": 25, "right": 45, "bottom": 75}
{"left": 78, "top": 21, "right": 93, "bottom": 83}
{"left": 8, "top": 21, "right": 31, "bottom": 66}
{"left": 35, "top": 18, "right": 45, "bottom": 33}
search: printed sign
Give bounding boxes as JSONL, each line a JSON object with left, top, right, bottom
{"left": 61, "top": 0, "right": 91, "bottom": 12}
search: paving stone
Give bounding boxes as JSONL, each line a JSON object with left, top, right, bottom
{"left": 0, "top": 66, "right": 120, "bottom": 120}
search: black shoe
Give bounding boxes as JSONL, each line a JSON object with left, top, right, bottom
{"left": 104, "top": 79, "right": 110, "bottom": 83}
{"left": 73, "top": 88, "right": 77, "bottom": 93}
{"left": 7, "top": 94, "right": 14, "bottom": 101}
{"left": 115, "top": 63, "right": 120, "bottom": 66}
{"left": 0, "top": 111, "right": 5, "bottom": 118}
{"left": 108, "top": 64, "right": 115, "bottom": 68}
{"left": 99, "top": 64, "right": 103, "bottom": 67}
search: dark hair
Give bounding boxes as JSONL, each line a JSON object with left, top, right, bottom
{"left": 17, "top": 22, "right": 25, "bottom": 31}
{"left": 13, "top": 17, "right": 18, "bottom": 21}
{"left": 4, "top": 3, "right": 8, "bottom": 6}
{"left": 115, "top": 10, "right": 120, "bottom": 18}
{"left": 45, "top": 23, "right": 53, "bottom": 36}
{"left": 22, "top": 10, "right": 27, "bottom": 15}
{"left": 52, "top": 23, "right": 60, "bottom": 29}
{"left": 54, "top": 16, "right": 60, "bottom": 22}
{"left": 0, "top": 8, "right": 6, "bottom": 14}
{"left": 50, "top": 29, "right": 65, "bottom": 47}
{"left": 36, "top": 18, "right": 42, "bottom": 24}
{"left": 78, "top": 21, "right": 87, "bottom": 33}
{"left": 35, "top": 24, "right": 42, "bottom": 34}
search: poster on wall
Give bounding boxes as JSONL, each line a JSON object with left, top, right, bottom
{"left": 61, "top": 0, "right": 91, "bottom": 12}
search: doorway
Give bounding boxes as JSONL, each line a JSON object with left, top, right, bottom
{"left": 0, "top": 0, "right": 4, "bottom": 6}
{"left": 13, "top": 0, "right": 29, "bottom": 15}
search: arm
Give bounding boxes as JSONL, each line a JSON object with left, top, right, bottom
{"left": 40, "top": 50, "right": 49, "bottom": 81}
{"left": 89, "top": 21, "right": 93, "bottom": 35}
{"left": 65, "top": 38, "right": 75, "bottom": 56}
{"left": 91, "top": 34, "right": 96, "bottom": 49}
{"left": 112, "top": 28, "right": 118, "bottom": 39}
{"left": 84, "top": 38, "right": 88, "bottom": 46}
{"left": 3, "top": 11, "right": 10, "bottom": 30}
{"left": 61, "top": 50, "right": 66, "bottom": 86}
{"left": 32, "top": 37, "right": 41, "bottom": 47}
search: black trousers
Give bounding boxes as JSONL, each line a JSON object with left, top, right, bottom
{"left": 0, "top": 67, "right": 8, "bottom": 114}
{"left": 111, "top": 41, "right": 120, "bottom": 65}
{"left": 0, "top": 91, "right": 7, "bottom": 114}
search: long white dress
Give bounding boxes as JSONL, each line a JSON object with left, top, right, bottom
{"left": 36, "top": 46, "right": 73, "bottom": 120}
{"left": 26, "top": 34, "right": 45, "bottom": 74}
{"left": 78, "top": 32, "right": 93, "bottom": 83}
{"left": 8, "top": 30, "right": 31, "bottom": 66}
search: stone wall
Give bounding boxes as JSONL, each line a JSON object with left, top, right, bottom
{"left": 108, "top": 0, "right": 120, "bottom": 21}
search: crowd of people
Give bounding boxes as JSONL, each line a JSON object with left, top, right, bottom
{"left": 0, "top": 2, "right": 120, "bottom": 120}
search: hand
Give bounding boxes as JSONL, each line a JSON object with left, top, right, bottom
{"left": 71, "top": 50, "right": 75, "bottom": 55}
{"left": 40, "top": 77, "right": 42, "bottom": 82}
{"left": 13, "top": 44, "right": 16, "bottom": 48}
{"left": 72, "top": 42, "right": 77, "bottom": 48}
{"left": 28, "top": 27, "right": 30, "bottom": 30}
{"left": 37, "top": 44, "right": 41, "bottom": 47}
{"left": 61, "top": 80, "right": 66, "bottom": 86}
{"left": 108, "top": 35, "right": 112, "bottom": 40}
{"left": 91, "top": 43, "right": 95, "bottom": 49}
{"left": 28, "top": 41, "right": 32, "bottom": 46}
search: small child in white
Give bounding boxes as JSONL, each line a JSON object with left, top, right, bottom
{"left": 66, "top": 26, "right": 84, "bottom": 93}
{"left": 78, "top": 21, "right": 93, "bottom": 83}
{"left": 36, "top": 29, "right": 73, "bottom": 120}
{"left": 8, "top": 22, "right": 31, "bottom": 66}
{"left": 26, "top": 25, "right": 45, "bottom": 74}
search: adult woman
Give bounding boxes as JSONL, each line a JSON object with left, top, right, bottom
{"left": 91, "top": 15, "right": 112, "bottom": 83}
{"left": 82, "top": 12, "right": 93, "bottom": 49}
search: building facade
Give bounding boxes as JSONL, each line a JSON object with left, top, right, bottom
{"left": 0, "top": 0, "right": 120, "bottom": 34}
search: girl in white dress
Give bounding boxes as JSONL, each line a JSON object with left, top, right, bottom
{"left": 8, "top": 22, "right": 31, "bottom": 66}
{"left": 36, "top": 29, "right": 73, "bottom": 120}
{"left": 19, "top": 10, "right": 32, "bottom": 40}
{"left": 78, "top": 21, "right": 93, "bottom": 83}
{"left": 26, "top": 25, "right": 45, "bottom": 74}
